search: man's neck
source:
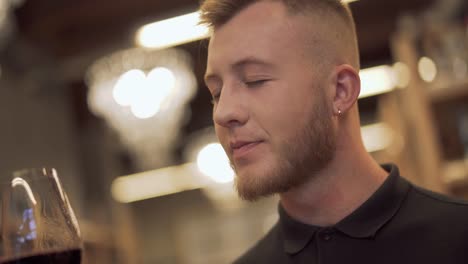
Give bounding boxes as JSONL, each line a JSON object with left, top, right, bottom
{"left": 279, "top": 149, "right": 388, "bottom": 227}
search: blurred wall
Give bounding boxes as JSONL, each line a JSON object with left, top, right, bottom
{"left": 0, "top": 76, "right": 84, "bottom": 214}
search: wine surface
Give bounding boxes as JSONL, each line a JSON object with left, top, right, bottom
{"left": 1, "top": 249, "right": 81, "bottom": 264}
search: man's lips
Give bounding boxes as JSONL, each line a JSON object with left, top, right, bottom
{"left": 230, "top": 140, "right": 263, "bottom": 159}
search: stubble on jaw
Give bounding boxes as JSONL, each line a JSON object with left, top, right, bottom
{"left": 234, "top": 87, "right": 336, "bottom": 201}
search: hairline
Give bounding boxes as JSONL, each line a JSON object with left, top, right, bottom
{"left": 200, "top": 0, "right": 360, "bottom": 69}
{"left": 200, "top": 0, "right": 356, "bottom": 32}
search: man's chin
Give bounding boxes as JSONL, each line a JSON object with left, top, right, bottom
{"left": 234, "top": 169, "right": 288, "bottom": 202}
{"left": 234, "top": 171, "right": 265, "bottom": 202}
{"left": 235, "top": 183, "right": 273, "bottom": 202}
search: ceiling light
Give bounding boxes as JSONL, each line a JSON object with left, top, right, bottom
{"left": 112, "top": 67, "right": 176, "bottom": 119}
{"left": 136, "top": 11, "right": 209, "bottom": 49}
{"left": 359, "top": 65, "right": 396, "bottom": 98}
{"left": 136, "top": 1, "right": 358, "bottom": 49}
{"left": 112, "top": 69, "right": 146, "bottom": 106}
{"left": 87, "top": 47, "right": 197, "bottom": 170}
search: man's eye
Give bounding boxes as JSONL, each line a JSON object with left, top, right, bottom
{"left": 245, "top": 79, "right": 269, "bottom": 87}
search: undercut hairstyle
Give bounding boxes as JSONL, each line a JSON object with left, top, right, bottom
{"left": 199, "top": 0, "right": 356, "bottom": 30}
{"left": 199, "top": 0, "right": 360, "bottom": 68}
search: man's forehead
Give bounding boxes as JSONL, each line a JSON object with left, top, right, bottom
{"left": 203, "top": 0, "right": 343, "bottom": 79}
{"left": 206, "top": 1, "right": 331, "bottom": 51}
{"left": 205, "top": 2, "right": 300, "bottom": 64}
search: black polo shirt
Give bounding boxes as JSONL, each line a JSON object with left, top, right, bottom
{"left": 234, "top": 164, "right": 468, "bottom": 264}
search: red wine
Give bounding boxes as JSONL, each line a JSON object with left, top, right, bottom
{"left": 1, "top": 249, "right": 81, "bottom": 264}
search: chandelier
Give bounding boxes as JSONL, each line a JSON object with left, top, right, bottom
{"left": 86, "top": 47, "right": 197, "bottom": 170}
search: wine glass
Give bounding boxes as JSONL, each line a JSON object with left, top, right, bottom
{"left": 0, "top": 168, "right": 83, "bottom": 264}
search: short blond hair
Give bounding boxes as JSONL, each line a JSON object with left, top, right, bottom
{"left": 199, "top": 0, "right": 360, "bottom": 68}
{"left": 200, "top": 0, "right": 355, "bottom": 29}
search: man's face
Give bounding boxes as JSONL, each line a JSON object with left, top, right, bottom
{"left": 204, "top": 1, "right": 336, "bottom": 200}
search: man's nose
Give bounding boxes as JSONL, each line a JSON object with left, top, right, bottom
{"left": 213, "top": 88, "right": 248, "bottom": 128}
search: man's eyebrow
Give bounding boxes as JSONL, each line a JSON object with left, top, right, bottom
{"left": 204, "top": 57, "right": 275, "bottom": 83}
{"left": 232, "top": 57, "right": 275, "bottom": 71}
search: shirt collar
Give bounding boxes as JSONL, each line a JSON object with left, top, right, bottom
{"left": 279, "top": 204, "right": 319, "bottom": 254}
{"left": 335, "top": 164, "right": 410, "bottom": 238}
{"left": 279, "top": 164, "right": 411, "bottom": 254}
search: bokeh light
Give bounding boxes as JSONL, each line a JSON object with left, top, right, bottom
{"left": 113, "top": 67, "right": 176, "bottom": 119}
{"left": 112, "top": 69, "right": 146, "bottom": 106}
{"left": 392, "top": 62, "right": 411, "bottom": 88}
{"left": 418, "top": 57, "right": 437, "bottom": 83}
{"left": 196, "top": 143, "right": 234, "bottom": 183}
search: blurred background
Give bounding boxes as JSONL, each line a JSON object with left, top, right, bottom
{"left": 0, "top": 0, "right": 467, "bottom": 263}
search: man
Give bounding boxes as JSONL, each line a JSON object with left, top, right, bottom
{"left": 200, "top": 0, "right": 468, "bottom": 263}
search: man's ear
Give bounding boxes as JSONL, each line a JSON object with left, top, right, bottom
{"left": 332, "top": 64, "right": 361, "bottom": 115}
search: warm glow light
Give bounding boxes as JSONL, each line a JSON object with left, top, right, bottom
{"left": 113, "top": 69, "right": 146, "bottom": 106}
{"left": 88, "top": 47, "right": 197, "bottom": 170}
{"left": 137, "top": 1, "right": 358, "bottom": 49}
{"left": 111, "top": 163, "right": 204, "bottom": 203}
{"left": 196, "top": 143, "right": 234, "bottom": 183}
{"left": 359, "top": 65, "right": 395, "bottom": 98}
{"left": 113, "top": 67, "right": 176, "bottom": 119}
{"left": 147, "top": 67, "right": 175, "bottom": 97}
{"left": 361, "top": 123, "right": 393, "bottom": 153}
{"left": 392, "top": 62, "right": 410, "bottom": 89}
{"left": 130, "top": 96, "right": 161, "bottom": 119}
{"left": 130, "top": 80, "right": 161, "bottom": 119}
{"left": 146, "top": 67, "right": 175, "bottom": 107}
{"left": 137, "top": 11, "right": 210, "bottom": 49}
{"left": 418, "top": 57, "right": 437, "bottom": 82}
